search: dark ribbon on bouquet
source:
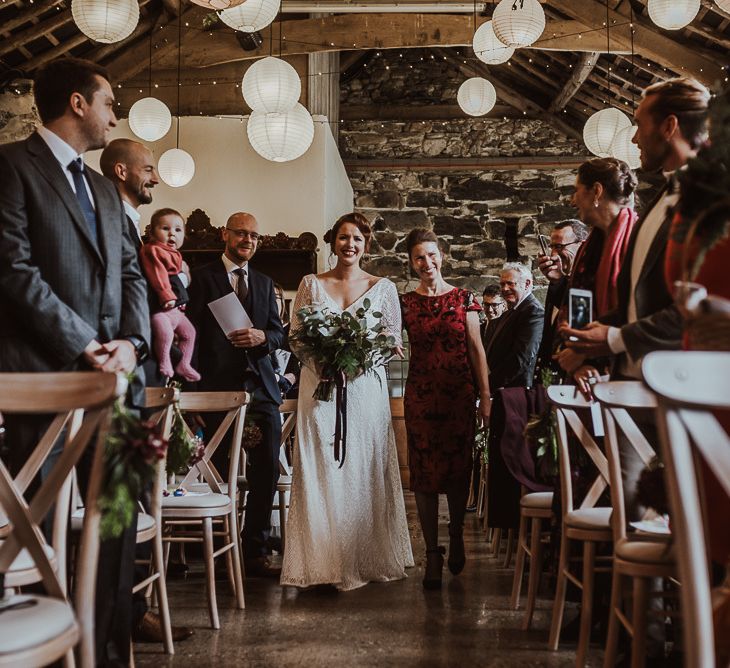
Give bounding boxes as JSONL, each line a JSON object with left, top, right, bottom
{"left": 333, "top": 370, "right": 348, "bottom": 468}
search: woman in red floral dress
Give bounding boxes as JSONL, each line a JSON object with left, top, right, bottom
{"left": 400, "top": 228, "right": 491, "bottom": 589}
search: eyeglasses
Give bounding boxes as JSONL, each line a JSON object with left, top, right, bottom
{"left": 550, "top": 241, "right": 582, "bottom": 251}
{"left": 484, "top": 303, "right": 506, "bottom": 312}
{"left": 225, "top": 228, "right": 260, "bottom": 242}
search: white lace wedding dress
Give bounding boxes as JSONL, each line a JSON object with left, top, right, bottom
{"left": 280, "top": 274, "right": 414, "bottom": 591}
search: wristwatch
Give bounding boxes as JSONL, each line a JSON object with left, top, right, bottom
{"left": 125, "top": 335, "right": 149, "bottom": 364}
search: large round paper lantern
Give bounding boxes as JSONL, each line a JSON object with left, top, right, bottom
{"left": 647, "top": 0, "right": 700, "bottom": 30}
{"left": 457, "top": 77, "right": 497, "bottom": 117}
{"left": 247, "top": 103, "right": 314, "bottom": 163}
{"left": 610, "top": 125, "right": 642, "bottom": 170}
{"left": 473, "top": 21, "right": 515, "bottom": 65}
{"left": 219, "top": 0, "right": 280, "bottom": 32}
{"left": 242, "top": 57, "right": 301, "bottom": 114}
{"left": 128, "top": 97, "right": 172, "bottom": 142}
{"left": 71, "top": 0, "right": 138, "bottom": 44}
{"left": 190, "top": 0, "right": 245, "bottom": 10}
{"left": 715, "top": 0, "right": 730, "bottom": 12}
{"left": 491, "top": 0, "right": 545, "bottom": 47}
{"left": 583, "top": 107, "right": 632, "bottom": 158}
{"left": 158, "top": 148, "right": 195, "bottom": 187}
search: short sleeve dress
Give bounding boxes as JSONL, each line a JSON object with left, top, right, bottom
{"left": 400, "top": 288, "right": 482, "bottom": 493}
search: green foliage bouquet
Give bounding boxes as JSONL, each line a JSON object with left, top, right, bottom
{"left": 291, "top": 298, "right": 397, "bottom": 401}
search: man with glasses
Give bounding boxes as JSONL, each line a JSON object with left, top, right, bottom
{"left": 534, "top": 219, "right": 588, "bottom": 379}
{"left": 480, "top": 284, "right": 507, "bottom": 349}
{"left": 187, "top": 211, "right": 286, "bottom": 577}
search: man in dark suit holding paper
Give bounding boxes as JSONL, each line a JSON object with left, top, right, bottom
{"left": 188, "top": 211, "right": 285, "bottom": 577}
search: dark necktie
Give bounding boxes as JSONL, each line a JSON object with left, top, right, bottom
{"left": 67, "top": 158, "right": 98, "bottom": 244}
{"left": 233, "top": 267, "right": 249, "bottom": 305}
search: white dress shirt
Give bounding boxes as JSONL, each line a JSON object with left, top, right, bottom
{"left": 123, "top": 200, "right": 141, "bottom": 239}
{"left": 36, "top": 126, "right": 96, "bottom": 208}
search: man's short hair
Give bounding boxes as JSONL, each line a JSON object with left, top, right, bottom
{"left": 150, "top": 208, "right": 183, "bottom": 230}
{"left": 642, "top": 77, "right": 710, "bottom": 150}
{"left": 99, "top": 138, "right": 142, "bottom": 179}
{"left": 34, "top": 57, "right": 111, "bottom": 124}
{"left": 482, "top": 284, "right": 502, "bottom": 299}
{"left": 554, "top": 219, "right": 589, "bottom": 242}
{"left": 502, "top": 262, "right": 533, "bottom": 284}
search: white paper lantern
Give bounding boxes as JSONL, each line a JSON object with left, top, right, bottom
{"left": 128, "top": 97, "right": 172, "bottom": 142}
{"left": 647, "top": 0, "right": 700, "bottom": 30}
{"left": 219, "top": 0, "right": 280, "bottom": 32}
{"left": 492, "top": 0, "right": 545, "bottom": 47}
{"left": 71, "top": 0, "right": 138, "bottom": 44}
{"left": 715, "top": 0, "right": 730, "bottom": 12}
{"left": 247, "top": 103, "right": 314, "bottom": 163}
{"left": 158, "top": 148, "right": 195, "bottom": 187}
{"left": 457, "top": 77, "right": 497, "bottom": 117}
{"left": 583, "top": 107, "right": 632, "bottom": 158}
{"left": 473, "top": 21, "right": 515, "bottom": 65}
{"left": 610, "top": 125, "right": 642, "bottom": 170}
{"left": 190, "top": 0, "right": 245, "bottom": 10}
{"left": 242, "top": 57, "right": 301, "bottom": 114}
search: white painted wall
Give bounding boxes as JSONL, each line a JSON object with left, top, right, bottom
{"left": 86, "top": 114, "right": 353, "bottom": 273}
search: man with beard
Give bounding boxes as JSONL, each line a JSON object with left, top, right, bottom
{"left": 188, "top": 212, "right": 285, "bottom": 577}
{"left": 0, "top": 57, "right": 149, "bottom": 665}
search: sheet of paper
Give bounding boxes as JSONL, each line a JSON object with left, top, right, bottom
{"left": 207, "top": 292, "right": 253, "bottom": 335}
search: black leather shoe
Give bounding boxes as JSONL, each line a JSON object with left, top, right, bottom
{"left": 422, "top": 547, "right": 445, "bottom": 590}
{"left": 133, "top": 611, "right": 194, "bottom": 643}
{"left": 244, "top": 557, "right": 282, "bottom": 578}
{"left": 448, "top": 527, "right": 466, "bottom": 575}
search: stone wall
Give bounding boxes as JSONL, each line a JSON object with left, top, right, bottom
{"left": 0, "top": 89, "right": 38, "bottom": 144}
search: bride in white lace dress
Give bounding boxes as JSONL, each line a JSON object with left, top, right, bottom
{"left": 280, "top": 213, "right": 414, "bottom": 591}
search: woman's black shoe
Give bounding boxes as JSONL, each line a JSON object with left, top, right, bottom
{"left": 448, "top": 528, "right": 466, "bottom": 575}
{"left": 422, "top": 547, "right": 445, "bottom": 590}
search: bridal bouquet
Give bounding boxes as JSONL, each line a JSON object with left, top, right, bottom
{"left": 291, "top": 298, "right": 397, "bottom": 466}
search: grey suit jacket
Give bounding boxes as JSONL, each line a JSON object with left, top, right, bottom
{"left": 0, "top": 132, "right": 150, "bottom": 374}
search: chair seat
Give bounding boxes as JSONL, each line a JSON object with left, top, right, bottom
{"left": 0, "top": 541, "right": 56, "bottom": 584}
{"left": 0, "top": 594, "right": 78, "bottom": 656}
{"left": 276, "top": 475, "right": 292, "bottom": 489}
{"left": 71, "top": 509, "right": 155, "bottom": 534}
{"left": 565, "top": 507, "right": 612, "bottom": 531}
{"left": 521, "top": 492, "right": 553, "bottom": 509}
{"left": 615, "top": 537, "right": 675, "bottom": 565}
{"left": 187, "top": 482, "right": 229, "bottom": 495}
{"left": 162, "top": 492, "right": 231, "bottom": 510}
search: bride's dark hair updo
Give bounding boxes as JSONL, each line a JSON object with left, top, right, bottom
{"left": 578, "top": 157, "right": 638, "bottom": 206}
{"left": 323, "top": 212, "right": 372, "bottom": 253}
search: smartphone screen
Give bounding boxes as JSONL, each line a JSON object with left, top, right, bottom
{"left": 569, "top": 289, "right": 592, "bottom": 330}
{"left": 538, "top": 234, "right": 550, "bottom": 256}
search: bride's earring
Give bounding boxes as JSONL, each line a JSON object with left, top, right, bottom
{"left": 594, "top": 199, "right": 599, "bottom": 208}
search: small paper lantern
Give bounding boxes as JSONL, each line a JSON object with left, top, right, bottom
{"left": 473, "top": 21, "right": 515, "bottom": 65}
{"left": 610, "top": 125, "right": 642, "bottom": 170}
{"left": 219, "top": 0, "right": 280, "bottom": 32}
{"left": 242, "top": 57, "right": 301, "bottom": 114}
{"left": 647, "top": 0, "right": 700, "bottom": 30}
{"left": 457, "top": 77, "right": 497, "bottom": 117}
{"left": 247, "top": 103, "right": 314, "bottom": 163}
{"left": 158, "top": 148, "right": 195, "bottom": 187}
{"left": 715, "top": 0, "right": 730, "bottom": 12}
{"left": 128, "top": 97, "right": 172, "bottom": 142}
{"left": 583, "top": 107, "right": 632, "bottom": 158}
{"left": 71, "top": 0, "right": 138, "bottom": 44}
{"left": 492, "top": 0, "right": 545, "bottom": 47}
{"left": 190, "top": 0, "right": 245, "bottom": 9}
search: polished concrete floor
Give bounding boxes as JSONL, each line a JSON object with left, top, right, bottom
{"left": 135, "top": 495, "right": 600, "bottom": 667}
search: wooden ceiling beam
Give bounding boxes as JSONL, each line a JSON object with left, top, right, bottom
{"left": 1, "top": 0, "right": 63, "bottom": 35}
{"left": 0, "top": 10, "right": 71, "bottom": 58}
{"left": 548, "top": 51, "right": 600, "bottom": 112}
{"left": 21, "top": 32, "right": 88, "bottom": 71}
{"left": 547, "top": 0, "right": 725, "bottom": 85}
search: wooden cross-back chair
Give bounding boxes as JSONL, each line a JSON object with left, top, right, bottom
{"left": 0, "top": 371, "right": 125, "bottom": 668}
{"left": 593, "top": 381, "right": 677, "bottom": 668}
{"left": 161, "top": 391, "right": 249, "bottom": 630}
{"left": 644, "top": 351, "right": 730, "bottom": 668}
{"left": 547, "top": 385, "right": 614, "bottom": 668}
{"left": 274, "top": 399, "right": 297, "bottom": 552}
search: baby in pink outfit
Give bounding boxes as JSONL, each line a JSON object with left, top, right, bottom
{"left": 140, "top": 208, "right": 200, "bottom": 382}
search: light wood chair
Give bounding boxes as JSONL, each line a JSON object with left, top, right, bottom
{"left": 0, "top": 371, "right": 125, "bottom": 668}
{"left": 510, "top": 486, "right": 554, "bottom": 630}
{"left": 161, "top": 391, "right": 249, "bottom": 629}
{"left": 593, "top": 381, "right": 677, "bottom": 668}
{"left": 547, "top": 385, "right": 613, "bottom": 667}
{"left": 644, "top": 351, "right": 730, "bottom": 668}
{"left": 274, "top": 399, "right": 297, "bottom": 552}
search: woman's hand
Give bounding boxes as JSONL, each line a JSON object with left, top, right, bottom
{"left": 554, "top": 348, "right": 586, "bottom": 375}
{"left": 573, "top": 365, "right": 601, "bottom": 400}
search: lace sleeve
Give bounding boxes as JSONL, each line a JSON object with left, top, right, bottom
{"left": 379, "top": 280, "right": 403, "bottom": 348}
{"left": 289, "top": 275, "right": 320, "bottom": 372}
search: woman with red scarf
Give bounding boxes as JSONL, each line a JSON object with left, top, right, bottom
{"left": 555, "top": 158, "right": 639, "bottom": 394}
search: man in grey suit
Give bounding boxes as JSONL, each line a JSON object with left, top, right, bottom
{"left": 0, "top": 57, "right": 150, "bottom": 666}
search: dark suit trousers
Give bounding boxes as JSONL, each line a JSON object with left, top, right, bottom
{"left": 207, "top": 385, "right": 281, "bottom": 559}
